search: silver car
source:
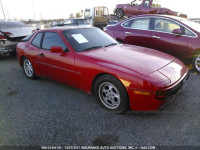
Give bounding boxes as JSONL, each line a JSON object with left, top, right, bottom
{"left": 0, "top": 21, "right": 36, "bottom": 56}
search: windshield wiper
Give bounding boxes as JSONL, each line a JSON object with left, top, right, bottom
{"left": 83, "top": 46, "right": 103, "bottom": 51}
{"left": 104, "top": 43, "right": 118, "bottom": 47}
{"left": 82, "top": 43, "right": 118, "bottom": 51}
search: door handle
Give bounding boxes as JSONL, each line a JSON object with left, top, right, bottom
{"left": 125, "top": 32, "right": 131, "bottom": 35}
{"left": 152, "top": 36, "right": 160, "bottom": 39}
{"left": 39, "top": 53, "right": 45, "bottom": 57}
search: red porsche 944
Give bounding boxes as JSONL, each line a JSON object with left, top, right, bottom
{"left": 17, "top": 26, "right": 189, "bottom": 112}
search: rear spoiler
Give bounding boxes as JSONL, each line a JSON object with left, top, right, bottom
{"left": 0, "top": 30, "right": 22, "bottom": 42}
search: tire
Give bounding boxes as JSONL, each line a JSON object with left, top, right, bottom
{"left": 192, "top": 52, "right": 200, "bottom": 73}
{"left": 22, "top": 57, "right": 36, "bottom": 79}
{"left": 116, "top": 9, "right": 124, "bottom": 19}
{"left": 94, "top": 75, "right": 129, "bottom": 113}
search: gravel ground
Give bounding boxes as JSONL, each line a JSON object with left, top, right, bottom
{"left": 0, "top": 56, "right": 200, "bottom": 149}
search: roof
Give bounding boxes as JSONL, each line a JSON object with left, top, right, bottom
{"left": 39, "top": 26, "right": 96, "bottom": 32}
{"left": 128, "top": 14, "right": 188, "bottom": 21}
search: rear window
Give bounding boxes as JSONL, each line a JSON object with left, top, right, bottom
{"left": 122, "top": 18, "right": 150, "bottom": 30}
{"left": 21, "top": 33, "right": 36, "bottom": 42}
{"left": 0, "top": 21, "right": 28, "bottom": 28}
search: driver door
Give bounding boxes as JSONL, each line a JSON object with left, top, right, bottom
{"left": 36, "top": 32, "right": 78, "bottom": 86}
{"left": 149, "top": 18, "right": 189, "bottom": 59}
{"left": 127, "top": 0, "right": 143, "bottom": 15}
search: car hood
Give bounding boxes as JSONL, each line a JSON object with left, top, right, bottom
{"left": 80, "top": 44, "right": 175, "bottom": 75}
{"left": 116, "top": 4, "right": 130, "bottom": 8}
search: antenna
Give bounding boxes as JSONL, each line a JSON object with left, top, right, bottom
{"left": 0, "top": 0, "right": 6, "bottom": 20}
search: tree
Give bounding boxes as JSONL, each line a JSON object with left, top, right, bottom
{"left": 76, "top": 12, "right": 82, "bottom": 18}
{"left": 69, "top": 13, "right": 75, "bottom": 19}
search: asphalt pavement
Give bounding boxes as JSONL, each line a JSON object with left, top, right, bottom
{"left": 0, "top": 56, "right": 200, "bottom": 149}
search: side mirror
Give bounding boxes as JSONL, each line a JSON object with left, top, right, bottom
{"left": 172, "top": 28, "right": 182, "bottom": 35}
{"left": 50, "top": 46, "right": 65, "bottom": 56}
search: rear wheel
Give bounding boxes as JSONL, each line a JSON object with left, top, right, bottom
{"left": 94, "top": 75, "right": 129, "bottom": 113}
{"left": 116, "top": 9, "right": 124, "bottom": 19}
{"left": 22, "top": 57, "right": 36, "bottom": 79}
{"left": 192, "top": 52, "right": 200, "bottom": 73}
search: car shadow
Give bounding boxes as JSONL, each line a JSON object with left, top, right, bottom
{"left": 0, "top": 55, "right": 17, "bottom": 60}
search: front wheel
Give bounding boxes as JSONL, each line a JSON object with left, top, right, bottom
{"left": 116, "top": 9, "right": 124, "bottom": 19}
{"left": 22, "top": 57, "right": 36, "bottom": 79}
{"left": 192, "top": 52, "right": 200, "bottom": 73}
{"left": 94, "top": 75, "right": 129, "bottom": 113}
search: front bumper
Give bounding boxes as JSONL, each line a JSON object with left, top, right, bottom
{"left": 128, "top": 71, "right": 190, "bottom": 111}
{"left": 158, "top": 71, "right": 190, "bottom": 110}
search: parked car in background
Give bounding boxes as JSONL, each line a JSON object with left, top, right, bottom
{"left": 105, "top": 15, "right": 200, "bottom": 73}
{"left": 114, "top": 0, "right": 187, "bottom": 19}
{"left": 17, "top": 26, "right": 188, "bottom": 112}
{"left": 52, "top": 19, "right": 90, "bottom": 27}
{"left": 0, "top": 20, "right": 36, "bottom": 56}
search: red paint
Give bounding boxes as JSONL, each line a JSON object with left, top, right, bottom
{"left": 114, "top": 0, "right": 186, "bottom": 18}
{"left": 17, "top": 27, "right": 188, "bottom": 111}
{"left": 105, "top": 15, "right": 200, "bottom": 64}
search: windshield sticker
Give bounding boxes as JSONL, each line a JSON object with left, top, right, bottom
{"left": 71, "top": 34, "right": 89, "bottom": 44}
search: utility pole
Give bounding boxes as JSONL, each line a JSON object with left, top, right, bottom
{"left": 33, "top": 0, "right": 35, "bottom": 20}
{"left": 0, "top": 0, "right": 6, "bottom": 20}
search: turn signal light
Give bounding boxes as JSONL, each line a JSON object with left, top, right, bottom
{"left": 134, "top": 90, "right": 151, "bottom": 96}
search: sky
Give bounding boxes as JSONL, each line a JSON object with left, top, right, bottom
{"left": 0, "top": 0, "right": 199, "bottom": 20}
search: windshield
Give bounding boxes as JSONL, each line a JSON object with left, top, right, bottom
{"left": 78, "top": 20, "right": 90, "bottom": 25}
{"left": 179, "top": 18, "right": 200, "bottom": 33}
{"left": 95, "top": 7, "right": 109, "bottom": 16}
{"left": 63, "top": 28, "right": 118, "bottom": 52}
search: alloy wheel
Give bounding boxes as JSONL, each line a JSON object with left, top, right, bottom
{"left": 98, "top": 82, "right": 121, "bottom": 109}
{"left": 195, "top": 55, "right": 200, "bottom": 72}
{"left": 24, "top": 59, "right": 33, "bottom": 77}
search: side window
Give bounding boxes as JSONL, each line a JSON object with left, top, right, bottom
{"left": 42, "top": 32, "right": 68, "bottom": 51}
{"left": 31, "top": 32, "right": 43, "bottom": 48}
{"left": 154, "top": 19, "right": 181, "bottom": 33}
{"left": 144, "top": 0, "right": 150, "bottom": 8}
{"left": 122, "top": 20, "right": 133, "bottom": 28}
{"left": 131, "top": 0, "right": 143, "bottom": 6}
{"left": 130, "top": 18, "right": 150, "bottom": 30}
{"left": 184, "top": 28, "right": 196, "bottom": 37}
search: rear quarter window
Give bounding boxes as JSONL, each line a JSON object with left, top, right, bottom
{"left": 21, "top": 33, "right": 36, "bottom": 42}
{"left": 31, "top": 33, "right": 43, "bottom": 48}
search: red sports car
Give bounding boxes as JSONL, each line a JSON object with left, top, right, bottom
{"left": 17, "top": 27, "right": 188, "bottom": 112}
{"left": 105, "top": 15, "right": 200, "bottom": 73}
